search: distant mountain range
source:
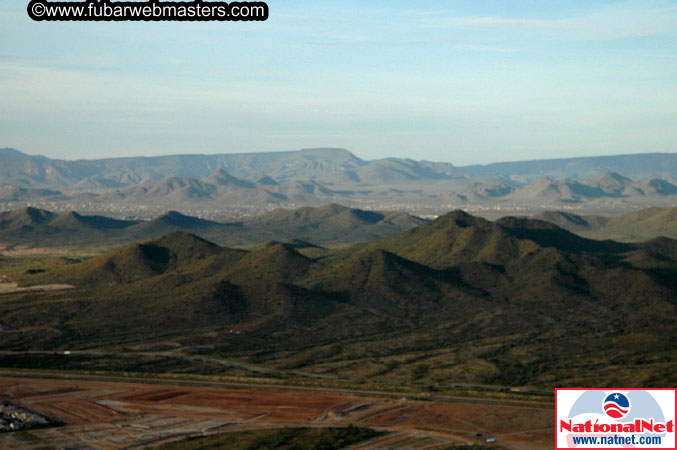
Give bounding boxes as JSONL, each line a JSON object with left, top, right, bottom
{"left": 1, "top": 148, "right": 675, "bottom": 216}
{"left": 1, "top": 209, "right": 675, "bottom": 387}
{"left": 0, "top": 204, "right": 427, "bottom": 248}
{"left": 2, "top": 147, "right": 675, "bottom": 188}
{"left": 505, "top": 171, "right": 677, "bottom": 201}
{"left": 0, "top": 147, "right": 458, "bottom": 190}
{"left": 460, "top": 152, "right": 677, "bottom": 180}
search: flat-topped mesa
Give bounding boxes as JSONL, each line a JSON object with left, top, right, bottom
{"left": 297, "top": 147, "right": 363, "bottom": 162}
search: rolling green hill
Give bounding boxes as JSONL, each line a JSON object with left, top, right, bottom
{"left": 0, "top": 211, "right": 675, "bottom": 388}
{"left": 0, "top": 204, "right": 426, "bottom": 248}
{"left": 535, "top": 207, "right": 677, "bottom": 241}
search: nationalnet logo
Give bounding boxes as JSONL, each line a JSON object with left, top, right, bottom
{"left": 556, "top": 389, "right": 676, "bottom": 449}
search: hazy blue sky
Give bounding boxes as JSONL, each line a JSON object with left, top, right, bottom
{"left": 1, "top": 0, "right": 676, "bottom": 164}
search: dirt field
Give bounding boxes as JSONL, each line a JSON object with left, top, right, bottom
{"left": 0, "top": 246, "right": 73, "bottom": 257}
{"left": 0, "top": 282, "right": 74, "bottom": 294}
{"left": 0, "top": 376, "right": 554, "bottom": 449}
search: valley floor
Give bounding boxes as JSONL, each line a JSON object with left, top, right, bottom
{"left": 0, "top": 374, "right": 553, "bottom": 450}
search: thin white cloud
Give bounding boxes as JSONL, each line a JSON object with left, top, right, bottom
{"left": 422, "top": 1, "right": 677, "bottom": 40}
